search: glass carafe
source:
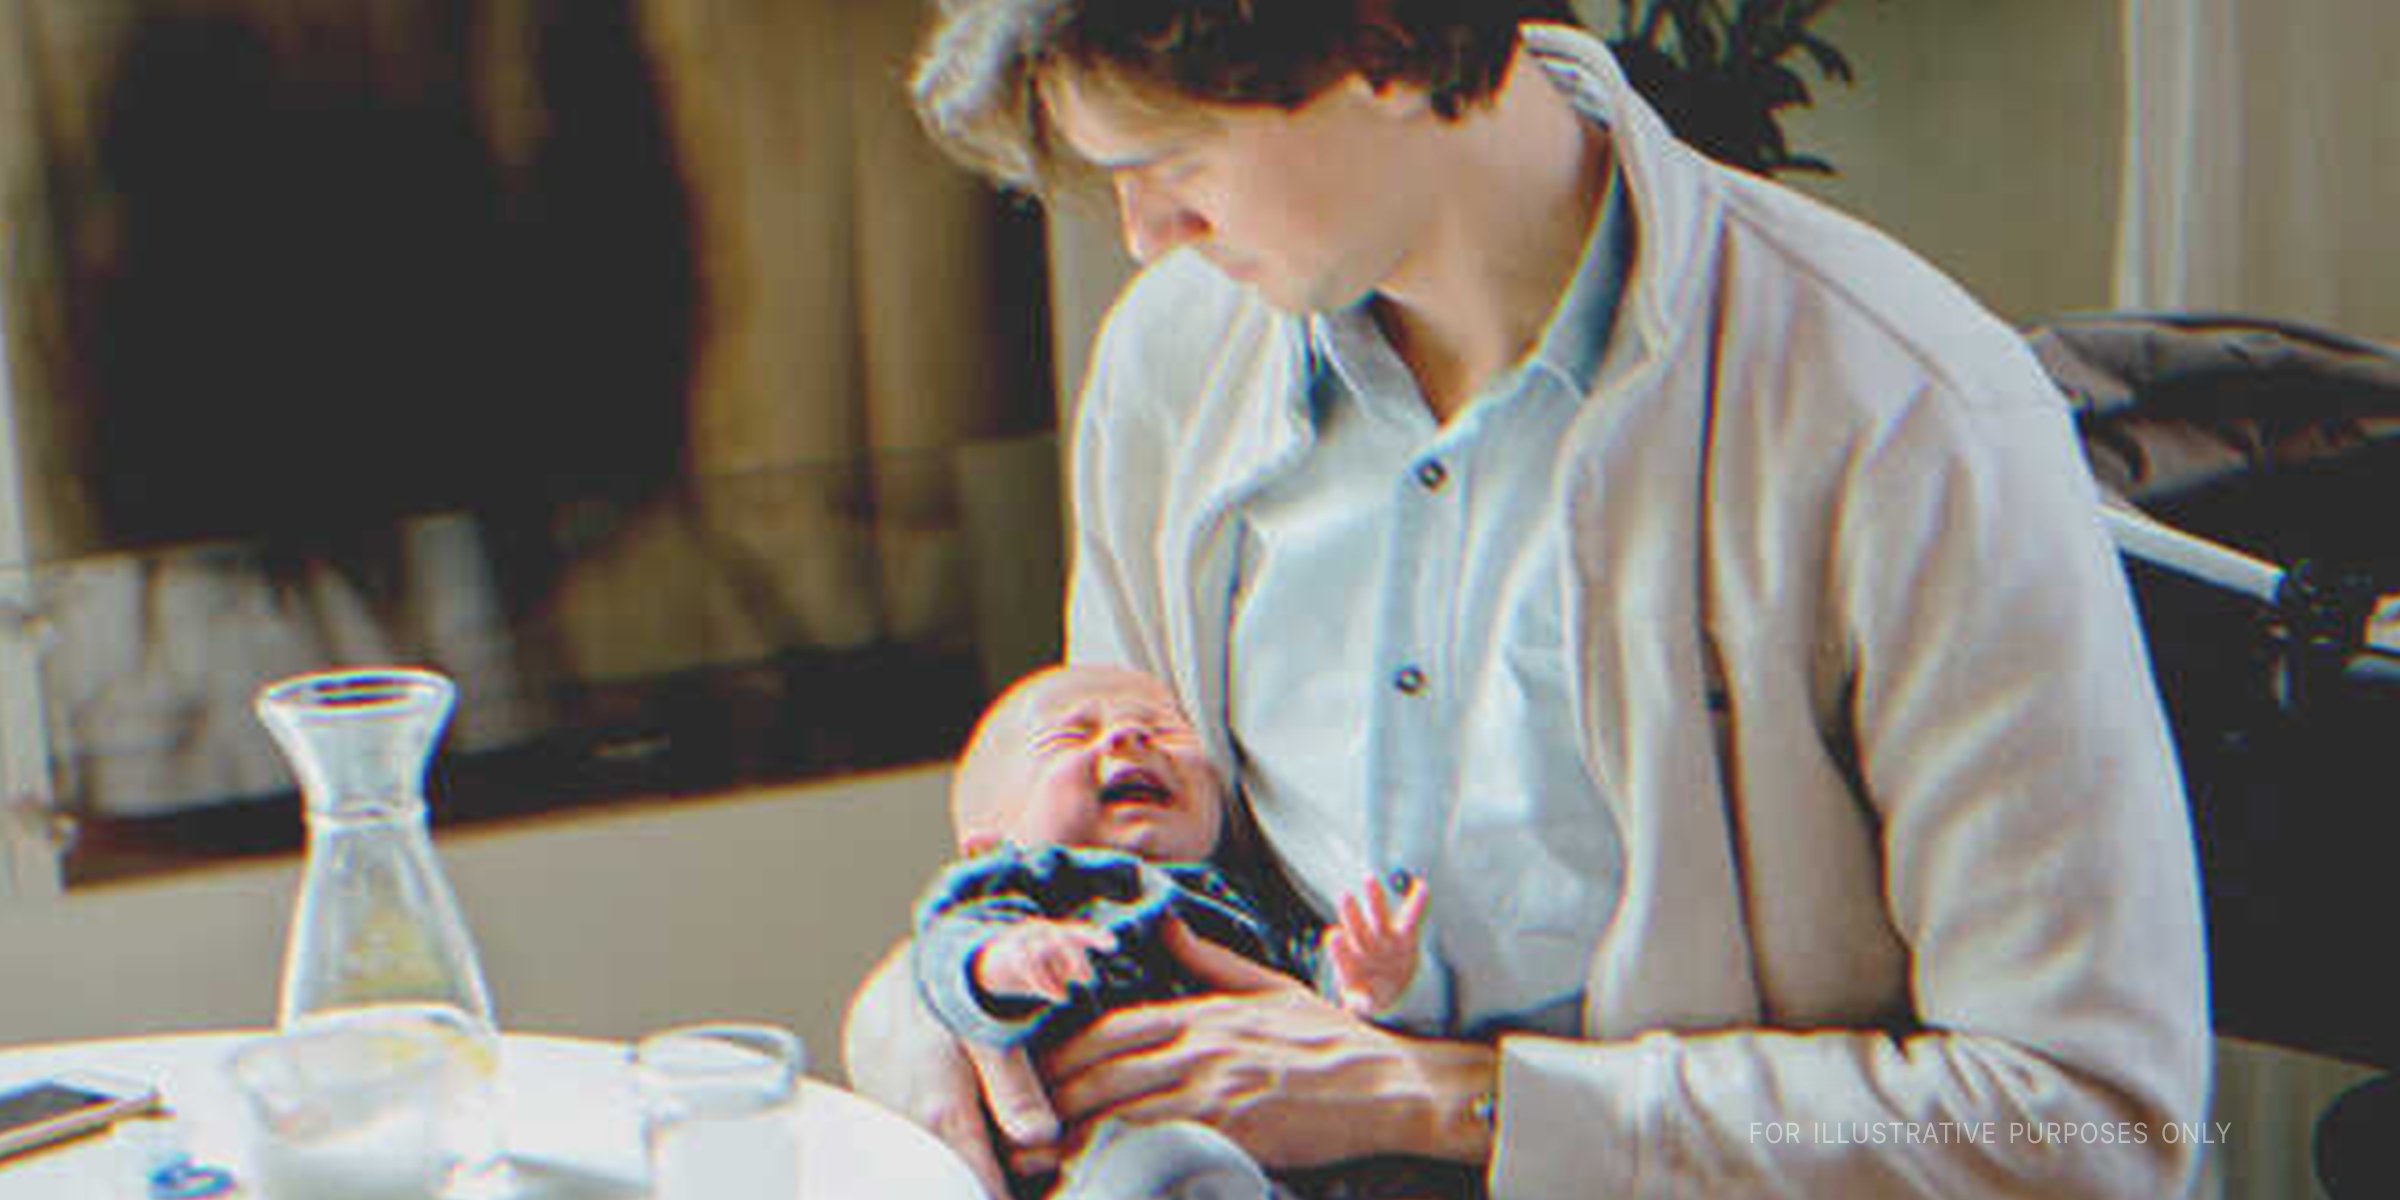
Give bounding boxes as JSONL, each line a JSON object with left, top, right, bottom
{"left": 257, "top": 666, "right": 514, "bottom": 1196}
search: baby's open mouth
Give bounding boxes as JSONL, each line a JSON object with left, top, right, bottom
{"left": 1099, "top": 767, "right": 1173, "bottom": 809}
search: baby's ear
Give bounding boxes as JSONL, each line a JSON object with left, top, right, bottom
{"left": 961, "top": 831, "right": 1003, "bottom": 857}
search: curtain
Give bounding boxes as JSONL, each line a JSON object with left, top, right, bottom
{"left": 2116, "top": 0, "right": 2400, "bottom": 342}
{"left": 0, "top": 0, "right": 1055, "bottom": 824}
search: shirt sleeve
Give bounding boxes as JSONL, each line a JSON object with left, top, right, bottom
{"left": 1063, "top": 290, "right": 1176, "bottom": 677}
{"left": 1490, "top": 385, "right": 2209, "bottom": 1198}
{"left": 909, "top": 853, "right": 1058, "bottom": 1049}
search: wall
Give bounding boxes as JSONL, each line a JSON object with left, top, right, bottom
{"left": 1780, "top": 0, "right": 2125, "bottom": 324}
{"left": 0, "top": 765, "right": 957, "bottom": 1084}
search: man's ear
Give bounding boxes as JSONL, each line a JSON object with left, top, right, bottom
{"left": 1345, "top": 0, "right": 1427, "bottom": 111}
{"left": 1340, "top": 68, "right": 1434, "bottom": 119}
{"left": 961, "top": 831, "right": 1003, "bottom": 857}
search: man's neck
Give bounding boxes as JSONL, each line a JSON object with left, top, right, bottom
{"left": 1370, "top": 49, "right": 1610, "bottom": 424}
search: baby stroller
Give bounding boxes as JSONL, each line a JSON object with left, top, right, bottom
{"left": 2031, "top": 312, "right": 2400, "bottom": 1195}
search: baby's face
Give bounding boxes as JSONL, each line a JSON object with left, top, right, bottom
{"left": 995, "top": 668, "right": 1225, "bottom": 863}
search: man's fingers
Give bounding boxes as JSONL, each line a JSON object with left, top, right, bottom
{"left": 965, "top": 1041, "right": 1061, "bottom": 1148}
{"left": 1045, "top": 1033, "right": 1190, "bottom": 1122}
{"left": 1163, "top": 915, "right": 1295, "bottom": 993}
{"left": 929, "top": 1102, "right": 1014, "bottom": 1199}
{"left": 843, "top": 942, "right": 1013, "bottom": 1197}
{"left": 1039, "top": 1001, "right": 1186, "bottom": 1085}
{"left": 1010, "top": 1139, "right": 1065, "bottom": 1178}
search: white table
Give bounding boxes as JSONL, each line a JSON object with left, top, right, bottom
{"left": 0, "top": 1031, "right": 985, "bottom": 1199}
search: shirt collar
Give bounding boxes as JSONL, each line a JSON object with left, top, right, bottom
{"left": 1524, "top": 161, "right": 1629, "bottom": 398}
{"left": 1301, "top": 304, "right": 1418, "bottom": 430}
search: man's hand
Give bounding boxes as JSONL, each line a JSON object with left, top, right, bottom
{"left": 975, "top": 919, "right": 1120, "bottom": 1004}
{"left": 1324, "top": 873, "right": 1429, "bottom": 1016}
{"left": 844, "top": 942, "right": 1062, "bottom": 1197}
{"left": 1026, "top": 919, "right": 1497, "bottom": 1176}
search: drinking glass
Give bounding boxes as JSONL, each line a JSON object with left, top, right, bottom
{"left": 631, "top": 1023, "right": 805, "bottom": 1200}
{"left": 225, "top": 1023, "right": 454, "bottom": 1200}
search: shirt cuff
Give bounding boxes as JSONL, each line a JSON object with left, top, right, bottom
{"left": 1487, "top": 1031, "right": 1664, "bottom": 1198}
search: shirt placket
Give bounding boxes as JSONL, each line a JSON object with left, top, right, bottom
{"left": 1364, "top": 421, "right": 1475, "bottom": 905}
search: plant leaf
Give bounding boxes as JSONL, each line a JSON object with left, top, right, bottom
{"left": 1793, "top": 32, "right": 1854, "bottom": 83}
{"left": 1610, "top": 0, "right": 1861, "bottom": 177}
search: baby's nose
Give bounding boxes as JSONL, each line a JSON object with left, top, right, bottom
{"left": 1098, "top": 724, "right": 1149, "bottom": 756}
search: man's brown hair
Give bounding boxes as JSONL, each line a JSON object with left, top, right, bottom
{"left": 912, "top": 0, "right": 1581, "bottom": 196}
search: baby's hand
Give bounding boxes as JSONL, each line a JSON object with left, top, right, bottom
{"left": 1325, "top": 873, "right": 1430, "bottom": 1017}
{"left": 972, "top": 920, "right": 1120, "bottom": 1005}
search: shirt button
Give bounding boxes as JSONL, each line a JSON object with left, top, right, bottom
{"left": 1393, "top": 665, "right": 1426, "bottom": 695}
{"left": 1414, "top": 458, "right": 1448, "bottom": 491}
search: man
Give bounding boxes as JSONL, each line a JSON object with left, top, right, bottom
{"left": 849, "top": 4, "right": 2209, "bottom": 1196}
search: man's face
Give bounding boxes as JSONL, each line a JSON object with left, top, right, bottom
{"left": 992, "top": 667, "right": 1226, "bottom": 863}
{"left": 1041, "top": 68, "right": 1432, "bottom": 314}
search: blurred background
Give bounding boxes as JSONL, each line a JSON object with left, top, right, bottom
{"left": 12, "top": 0, "right": 2397, "bottom": 894}
{"left": 4, "top": 9, "right": 2396, "bottom": 1194}
{"left": 1, "top": 0, "right": 1060, "bottom": 885}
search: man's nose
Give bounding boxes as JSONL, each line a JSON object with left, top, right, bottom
{"left": 1117, "top": 177, "right": 1204, "bottom": 264}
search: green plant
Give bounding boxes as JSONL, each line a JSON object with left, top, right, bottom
{"left": 1606, "top": 0, "right": 1857, "bottom": 175}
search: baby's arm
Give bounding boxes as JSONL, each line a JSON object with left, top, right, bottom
{"left": 911, "top": 848, "right": 1146, "bottom": 1048}
{"left": 973, "top": 919, "right": 1120, "bottom": 1005}
{"left": 1323, "top": 874, "right": 1430, "bottom": 1017}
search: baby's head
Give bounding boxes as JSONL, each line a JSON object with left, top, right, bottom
{"left": 951, "top": 664, "right": 1227, "bottom": 864}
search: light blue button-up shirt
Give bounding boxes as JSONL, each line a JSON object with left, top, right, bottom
{"left": 1227, "top": 153, "right": 1634, "bottom": 1038}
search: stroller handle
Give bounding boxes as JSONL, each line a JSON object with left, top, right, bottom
{"left": 2101, "top": 502, "right": 2285, "bottom": 604}
{"left": 2104, "top": 501, "right": 2400, "bottom": 705}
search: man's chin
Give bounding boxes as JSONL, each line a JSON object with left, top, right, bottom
{"left": 1246, "top": 281, "right": 1344, "bottom": 317}
{"left": 1206, "top": 259, "right": 1305, "bottom": 312}
{"left": 1207, "top": 258, "right": 1269, "bottom": 297}
{"left": 1251, "top": 275, "right": 1372, "bottom": 318}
